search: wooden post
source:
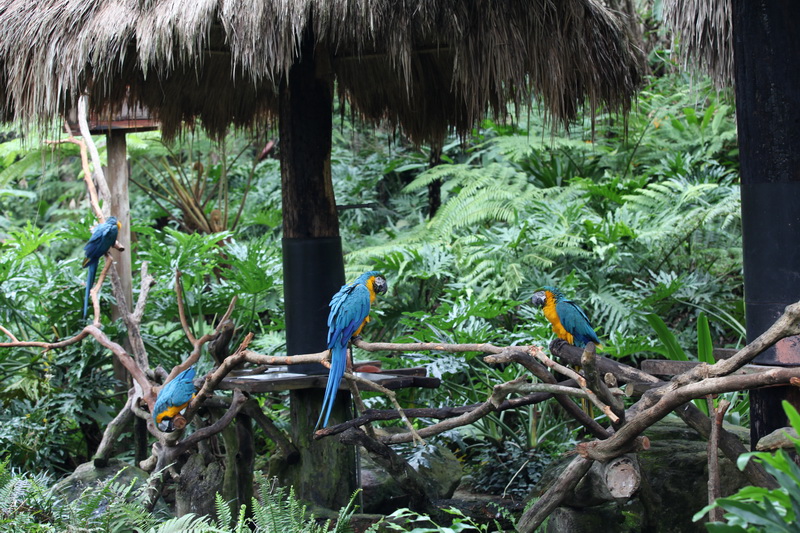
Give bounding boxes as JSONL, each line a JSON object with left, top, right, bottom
{"left": 106, "top": 131, "right": 150, "bottom": 463}
{"left": 733, "top": 0, "right": 800, "bottom": 446}
{"left": 106, "top": 132, "right": 132, "bottom": 318}
{"left": 278, "top": 26, "right": 355, "bottom": 508}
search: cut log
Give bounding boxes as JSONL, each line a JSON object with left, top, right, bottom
{"left": 565, "top": 455, "right": 641, "bottom": 508}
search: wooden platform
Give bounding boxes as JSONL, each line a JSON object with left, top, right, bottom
{"left": 217, "top": 363, "right": 440, "bottom": 393}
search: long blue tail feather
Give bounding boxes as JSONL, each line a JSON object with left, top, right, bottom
{"left": 83, "top": 261, "right": 98, "bottom": 319}
{"left": 316, "top": 345, "right": 347, "bottom": 429}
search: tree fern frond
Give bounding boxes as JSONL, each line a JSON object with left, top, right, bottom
{"left": 214, "top": 493, "right": 232, "bottom": 530}
{"left": 145, "top": 513, "right": 219, "bottom": 533}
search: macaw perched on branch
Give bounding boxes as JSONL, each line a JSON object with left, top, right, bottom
{"left": 316, "top": 271, "right": 388, "bottom": 429}
{"left": 82, "top": 216, "right": 120, "bottom": 319}
{"left": 153, "top": 366, "right": 196, "bottom": 432}
{"left": 531, "top": 286, "right": 601, "bottom": 348}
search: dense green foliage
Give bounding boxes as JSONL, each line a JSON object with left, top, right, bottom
{"left": 0, "top": 466, "right": 363, "bottom": 532}
{"left": 0, "top": 68, "right": 744, "bottom": 526}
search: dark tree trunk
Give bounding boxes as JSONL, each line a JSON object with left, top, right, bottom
{"left": 733, "top": 0, "right": 800, "bottom": 447}
{"left": 427, "top": 143, "right": 443, "bottom": 218}
{"left": 278, "top": 25, "right": 354, "bottom": 508}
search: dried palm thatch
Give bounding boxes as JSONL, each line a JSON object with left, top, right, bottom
{"left": 0, "top": 0, "right": 641, "bottom": 141}
{"left": 664, "top": 0, "right": 733, "bottom": 88}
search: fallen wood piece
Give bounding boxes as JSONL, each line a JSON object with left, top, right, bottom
{"left": 641, "top": 359, "right": 788, "bottom": 379}
{"left": 566, "top": 455, "right": 641, "bottom": 508}
{"left": 756, "top": 426, "right": 799, "bottom": 450}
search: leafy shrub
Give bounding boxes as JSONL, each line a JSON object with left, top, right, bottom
{"left": 694, "top": 401, "right": 800, "bottom": 532}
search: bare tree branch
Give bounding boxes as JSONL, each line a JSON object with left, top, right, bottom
{"left": 0, "top": 326, "right": 19, "bottom": 343}
{"left": 239, "top": 399, "right": 300, "bottom": 463}
{"left": 484, "top": 347, "right": 611, "bottom": 439}
{"left": 707, "top": 399, "right": 730, "bottom": 523}
{"left": 133, "top": 262, "right": 156, "bottom": 323}
{"left": 92, "top": 389, "right": 135, "bottom": 464}
{"left": 183, "top": 332, "right": 253, "bottom": 424}
{"left": 46, "top": 131, "right": 102, "bottom": 220}
{"left": 354, "top": 338, "right": 502, "bottom": 354}
{"left": 530, "top": 347, "right": 619, "bottom": 423}
{"left": 77, "top": 94, "right": 111, "bottom": 215}
{"left": 175, "top": 270, "right": 196, "bottom": 345}
{"left": 581, "top": 343, "right": 625, "bottom": 424}
{"left": 517, "top": 455, "right": 594, "bottom": 533}
{"left": 109, "top": 266, "right": 149, "bottom": 370}
{"left": 89, "top": 259, "right": 114, "bottom": 326}
{"left": 338, "top": 369, "right": 425, "bottom": 445}
{"left": 174, "top": 389, "right": 248, "bottom": 456}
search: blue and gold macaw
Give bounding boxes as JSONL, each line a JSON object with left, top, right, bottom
{"left": 316, "top": 271, "right": 388, "bottom": 429}
{"left": 82, "top": 216, "right": 120, "bottom": 319}
{"left": 153, "top": 366, "right": 196, "bottom": 432}
{"left": 531, "top": 286, "right": 601, "bottom": 348}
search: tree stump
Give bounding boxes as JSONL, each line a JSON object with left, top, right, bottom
{"left": 176, "top": 453, "right": 225, "bottom": 518}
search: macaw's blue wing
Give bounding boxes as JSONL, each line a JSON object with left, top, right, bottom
{"left": 82, "top": 217, "right": 120, "bottom": 319}
{"left": 327, "top": 283, "right": 372, "bottom": 350}
{"left": 153, "top": 366, "right": 197, "bottom": 425}
{"left": 83, "top": 217, "right": 120, "bottom": 265}
{"left": 556, "top": 300, "right": 600, "bottom": 348}
{"left": 317, "top": 282, "right": 372, "bottom": 429}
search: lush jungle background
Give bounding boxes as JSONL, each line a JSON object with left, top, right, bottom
{"left": 0, "top": 7, "right": 750, "bottom": 532}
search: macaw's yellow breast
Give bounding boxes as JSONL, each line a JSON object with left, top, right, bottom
{"left": 543, "top": 292, "right": 574, "bottom": 345}
{"left": 155, "top": 401, "right": 190, "bottom": 423}
{"left": 365, "top": 276, "right": 378, "bottom": 303}
{"left": 354, "top": 315, "right": 370, "bottom": 337}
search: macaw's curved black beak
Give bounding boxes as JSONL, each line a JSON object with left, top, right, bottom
{"left": 531, "top": 291, "right": 547, "bottom": 308}
{"left": 373, "top": 276, "right": 388, "bottom": 295}
{"left": 158, "top": 418, "right": 175, "bottom": 433}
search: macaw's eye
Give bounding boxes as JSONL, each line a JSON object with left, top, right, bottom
{"left": 531, "top": 291, "right": 547, "bottom": 308}
{"left": 373, "top": 276, "right": 388, "bottom": 295}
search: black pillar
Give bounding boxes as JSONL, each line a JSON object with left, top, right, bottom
{"left": 733, "top": 0, "right": 800, "bottom": 447}
{"left": 277, "top": 25, "right": 355, "bottom": 507}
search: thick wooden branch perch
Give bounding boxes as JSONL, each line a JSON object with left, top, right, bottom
{"left": 531, "top": 347, "right": 619, "bottom": 423}
{"left": 182, "top": 331, "right": 252, "bottom": 425}
{"left": 174, "top": 389, "right": 247, "bottom": 456}
{"left": 583, "top": 366, "right": 800, "bottom": 463}
{"left": 553, "top": 340, "right": 778, "bottom": 489}
{"left": 485, "top": 347, "right": 610, "bottom": 439}
{"left": 240, "top": 400, "right": 300, "bottom": 464}
{"left": 315, "top": 391, "right": 559, "bottom": 438}
{"left": 581, "top": 342, "right": 625, "bottom": 424}
{"left": 517, "top": 456, "right": 594, "bottom": 533}
{"left": 354, "top": 338, "right": 502, "bottom": 354}
{"left": 0, "top": 324, "right": 152, "bottom": 400}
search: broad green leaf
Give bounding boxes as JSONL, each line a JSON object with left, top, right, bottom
{"left": 697, "top": 312, "right": 715, "bottom": 364}
{"left": 645, "top": 313, "right": 688, "bottom": 361}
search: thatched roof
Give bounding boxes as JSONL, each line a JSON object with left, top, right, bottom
{"left": 664, "top": 0, "right": 733, "bottom": 88}
{"left": 0, "top": 0, "right": 641, "bottom": 141}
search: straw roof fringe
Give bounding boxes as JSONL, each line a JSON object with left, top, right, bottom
{"left": 0, "top": 0, "right": 641, "bottom": 141}
{"left": 664, "top": 0, "right": 733, "bottom": 88}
